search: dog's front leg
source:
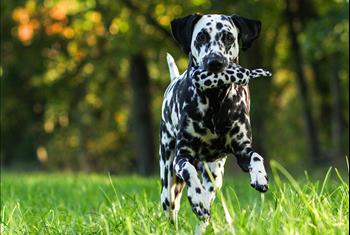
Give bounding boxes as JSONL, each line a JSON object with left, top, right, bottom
{"left": 248, "top": 152, "right": 268, "bottom": 192}
{"left": 234, "top": 146, "right": 269, "bottom": 192}
{"left": 173, "top": 154, "right": 211, "bottom": 222}
{"left": 200, "top": 157, "right": 227, "bottom": 203}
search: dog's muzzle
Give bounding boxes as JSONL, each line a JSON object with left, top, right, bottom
{"left": 204, "top": 54, "right": 228, "bottom": 73}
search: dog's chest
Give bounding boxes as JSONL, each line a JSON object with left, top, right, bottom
{"left": 184, "top": 85, "right": 249, "bottom": 160}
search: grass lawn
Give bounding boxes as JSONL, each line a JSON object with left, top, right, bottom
{"left": 1, "top": 162, "right": 349, "bottom": 234}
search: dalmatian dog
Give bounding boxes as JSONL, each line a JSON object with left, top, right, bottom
{"left": 159, "top": 13, "right": 271, "bottom": 228}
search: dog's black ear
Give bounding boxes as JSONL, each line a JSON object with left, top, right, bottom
{"left": 231, "top": 15, "right": 261, "bottom": 51}
{"left": 171, "top": 14, "right": 202, "bottom": 54}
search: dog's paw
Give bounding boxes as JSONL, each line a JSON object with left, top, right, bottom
{"left": 188, "top": 187, "right": 211, "bottom": 222}
{"left": 250, "top": 170, "right": 269, "bottom": 192}
{"left": 251, "top": 69, "right": 272, "bottom": 78}
{"left": 249, "top": 153, "right": 269, "bottom": 193}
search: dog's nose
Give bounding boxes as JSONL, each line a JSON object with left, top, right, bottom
{"left": 206, "top": 55, "right": 226, "bottom": 73}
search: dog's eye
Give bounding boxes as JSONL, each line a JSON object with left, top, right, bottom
{"left": 197, "top": 32, "right": 208, "bottom": 43}
{"left": 223, "top": 34, "right": 235, "bottom": 44}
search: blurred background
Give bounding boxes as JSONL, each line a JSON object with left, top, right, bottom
{"left": 1, "top": 0, "right": 348, "bottom": 175}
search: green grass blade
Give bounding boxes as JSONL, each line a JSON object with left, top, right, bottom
{"left": 320, "top": 167, "right": 332, "bottom": 196}
{"left": 270, "top": 160, "right": 322, "bottom": 229}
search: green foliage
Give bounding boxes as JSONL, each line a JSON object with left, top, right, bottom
{"left": 1, "top": 0, "right": 349, "bottom": 171}
{"left": 1, "top": 166, "right": 349, "bottom": 234}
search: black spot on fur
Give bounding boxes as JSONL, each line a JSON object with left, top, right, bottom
{"left": 193, "top": 121, "right": 207, "bottom": 135}
{"left": 230, "top": 126, "right": 240, "bottom": 135}
{"left": 165, "top": 198, "right": 170, "bottom": 206}
{"left": 164, "top": 167, "right": 168, "bottom": 189}
{"left": 188, "top": 196, "right": 193, "bottom": 204}
{"left": 204, "top": 80, "right": 212, "bottom": 86}
{"left": 182, "top": 169, "right": 190, "bottom": 182}
{"left": 215, "top": 33, "right": 220, "bottom": 41}
{"left": 169, "top": 139, "right": 175, "bottom": 149}
{"left": 216, "top": 22, "right": 223, "bottom": 30}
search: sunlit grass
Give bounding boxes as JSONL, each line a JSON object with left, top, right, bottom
{"left": 1, "top": 163, "right": 348, "bottom": 234}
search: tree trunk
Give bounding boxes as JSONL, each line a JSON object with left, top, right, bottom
{"left": 129, "top": 53, "right": 155, "bottom": 176}
{"left": 311, "top": 59, "right": 331, "bottom": 137}
{"left": 285, "top": 0, "right": 321, "bottom": 164}
{"left": 330, "top": 53, "right": 343, "bottom": 156}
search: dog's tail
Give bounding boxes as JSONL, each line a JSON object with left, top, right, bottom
{"left": 166, "top": 52, "right": 180, "bottom": 81}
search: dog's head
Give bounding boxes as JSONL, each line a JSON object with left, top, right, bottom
{"left": 171, "top": 14, "right": 261, "bottom": 73}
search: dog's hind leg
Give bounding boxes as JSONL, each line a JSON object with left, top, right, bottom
{"left": 169, "top": 175, "right": 185, "bottom": 227}
{"left": 160, "top": 129, "right": 176, "bottom": 219}
{"left": 160, "top": 142, "right": 185, "bottom": 226}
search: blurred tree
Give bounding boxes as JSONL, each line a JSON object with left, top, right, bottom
{"left": 130, "top": 53, "right": 155, "bottom": 175}
{"left": 285, "top": 0, "right": 321, "bottom": 164}
{"left": 1, "top": 0, "right": 348, "bottom": 173}
{"left": 301, "top": 1, "right": 349, "bottom": 158}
